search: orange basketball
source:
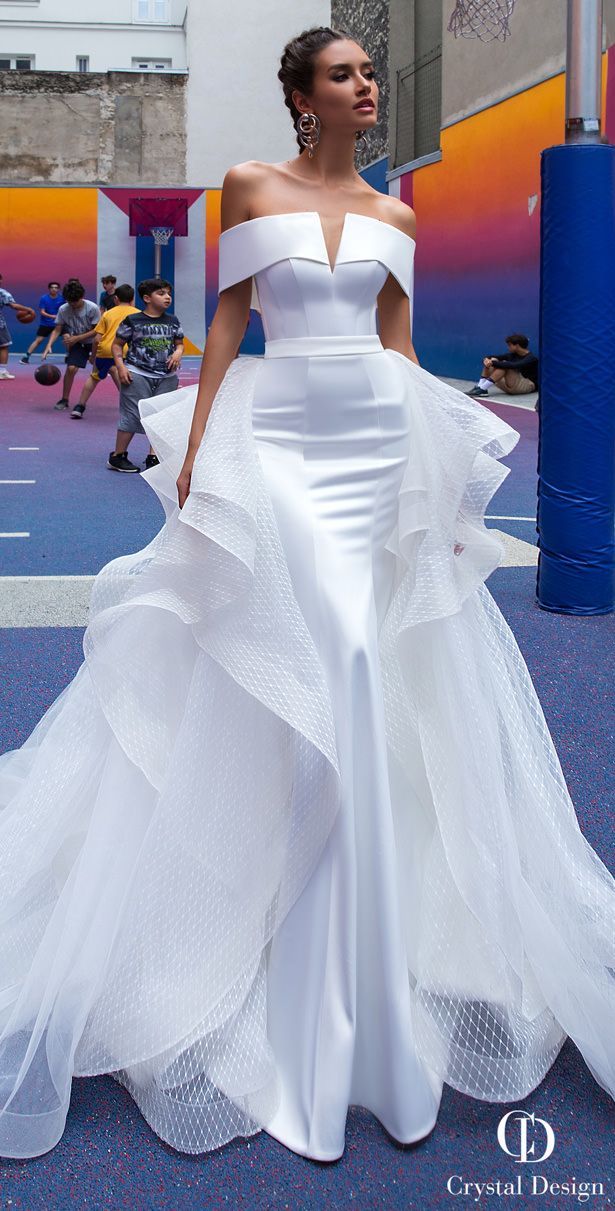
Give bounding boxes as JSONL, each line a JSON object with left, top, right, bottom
{"left": 15, "top": 305, "right": 36, "bottom": 324}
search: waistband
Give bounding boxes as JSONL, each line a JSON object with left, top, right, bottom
{"left": 264, "top": 335, "right": 384, "bottom": 359}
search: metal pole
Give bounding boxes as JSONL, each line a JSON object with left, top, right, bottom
{"left": 565, "top": 0, "right": 603, "bottom": 143}
{"left": 154, "top": 243, "right": 162, "bottom": 277}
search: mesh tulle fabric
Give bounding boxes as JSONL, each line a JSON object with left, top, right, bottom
{"left": 0, "top": 353, "right": 613, "bottom": 1159}
{"left": 381, "top": 355, "right": 615, "bottom": 1101}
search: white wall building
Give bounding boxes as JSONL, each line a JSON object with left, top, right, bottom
{"left": 185, "top": 0, "right": 331, "bottom": 185}
{"left": 0, "top": 0, "right": 187, "bottom": 73}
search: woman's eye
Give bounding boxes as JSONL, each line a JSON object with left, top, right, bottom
{"left": 333, "top": 74, "right": 347, "bottom": 81}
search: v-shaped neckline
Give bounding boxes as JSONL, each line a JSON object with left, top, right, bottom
{"left": 221, "top": 211, "right": 416, "bottom": 276}
{"left": 311, "top": 211, "right": 351, "bottom": 274}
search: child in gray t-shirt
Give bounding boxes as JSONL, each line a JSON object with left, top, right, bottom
{"left": 109, "top": 276, "right": 183, "bottom": 474}
{"left": 42, "top": 279, "right": 101, "bottom": 409}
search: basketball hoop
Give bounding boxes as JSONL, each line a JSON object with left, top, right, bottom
{"left": 448, "top": 0, "right": 516, "bottom": 41}
{"left": 150, "top": 226, "right": 174, "bottom": 276}
{"left": 129, "top": 197, "right": 188, "bottom": 277}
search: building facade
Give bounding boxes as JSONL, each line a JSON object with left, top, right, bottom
{"left": 0, "top": 0, "right": 187, "bottom": 73}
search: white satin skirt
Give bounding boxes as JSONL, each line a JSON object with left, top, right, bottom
{"left": 254, "top": 336, "right": 443, "bottom": 1158}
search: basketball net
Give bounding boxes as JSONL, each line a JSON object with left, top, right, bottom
{"left": 448, "top": 0, "right": 516, "bottom": 41}
{"left": 150, "top": 226, "right": 174, "bottom": 276}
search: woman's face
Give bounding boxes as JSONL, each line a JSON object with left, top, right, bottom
{"left": 294, "top": 39, "right": 379, "bottom": 136}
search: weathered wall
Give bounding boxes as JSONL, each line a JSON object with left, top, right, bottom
{"left": 0, "top": 70, "right": 187, "bottom": 184}
{"left": 331, "top": 0, "right": 390, "bottom": 168}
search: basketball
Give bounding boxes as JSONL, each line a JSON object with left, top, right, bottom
{"left": 15, "top": 306, "right": 36, "bottom": 325}
{"left": 34, "top": 363, "right": 62, "bottom": 386}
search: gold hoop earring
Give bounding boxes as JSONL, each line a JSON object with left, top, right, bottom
{"left": 296, "top": 112, "right": 321, "bottom": 158}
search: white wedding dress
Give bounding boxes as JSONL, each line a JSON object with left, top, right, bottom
{"left": 0, "top": 211, "right": 613, "bottom": 1162}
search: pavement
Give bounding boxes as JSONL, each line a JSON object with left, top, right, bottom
{"left": 0, "top": 355, "right": 613, "bottom": 1210}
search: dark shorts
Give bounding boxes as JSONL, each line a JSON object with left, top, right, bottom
{"left": 92, "top": 357, "right": 115, "bottom": 382}
{"left": 0, "top": 318, "right": 12, "bottom": 348}
{"left": 65, "top": 342, "right": 92, "bottom": 369}
{"left": 37, "top": 324, "right": 55, "bottom": 338}
{"left": 119, "top": 372, "right": 179, "bottom": 434}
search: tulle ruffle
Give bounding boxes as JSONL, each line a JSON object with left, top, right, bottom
{"left": 0, "top": 353, "right": 613, "bottom": 1160}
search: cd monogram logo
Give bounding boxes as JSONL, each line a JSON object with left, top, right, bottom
{"left": 497, "top": 1110, "right": 555, "bottom": 1163}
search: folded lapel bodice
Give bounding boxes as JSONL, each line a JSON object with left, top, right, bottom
{"left": 218, "top": 211, "right": 415, "bottom": 307}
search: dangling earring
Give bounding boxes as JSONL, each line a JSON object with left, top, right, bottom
{"left": 296, "top": 112, "right": 321, "bottom": 158}
{"left": 355, "top": 130, "right": 368, "bottom": 153}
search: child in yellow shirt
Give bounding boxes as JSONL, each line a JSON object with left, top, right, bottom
{"left": 70, "top": 284, "right": 139, "bottom": 419}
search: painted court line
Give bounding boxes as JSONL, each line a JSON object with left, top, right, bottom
{"left": 487, "top": 515, "right": 535, "bottom": 521}
{"left": 8, "top": 447, "right": 39, "bottom": 451}
{"left": 0, "top": 533, "right": 30, "bottom": 539}
{"left": 0, "top": 479, "right": 36, "bottom": 485}
{"left": 2, "top": 575, "right": 92, "bottom": 581}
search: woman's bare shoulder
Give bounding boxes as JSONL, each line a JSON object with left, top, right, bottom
{"left": 221, "top": 161, "right": 286, "bottom": 230}
{"left": 374, "top": 193, "right": 417, "bottom": 240}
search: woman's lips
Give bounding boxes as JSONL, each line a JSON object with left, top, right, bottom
{"left": 354, "top": 102, "right": 374, "bottom": 111}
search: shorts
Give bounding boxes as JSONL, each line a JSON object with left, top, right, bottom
{"left": 65, "top": 342, "right": 93, "bottom": 369}
{"left": 499, "top": 368, "right": 537, "bottom": 394}
{"left": 119, "top": 372, "right": 179, "bottom": 434}
{"left": 37, "top": 324, "right": 55, "bottom": 338}
{"left": 0, "top": 318, "right": 12, "bottom": 349}
{"left": 91, "top": 357, "right": 115, "bottom": 382}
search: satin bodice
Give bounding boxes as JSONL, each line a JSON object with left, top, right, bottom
{"left": 218, "top": 211, "right": 415, "bottom": 341}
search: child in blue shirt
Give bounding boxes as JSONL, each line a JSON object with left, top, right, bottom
{"left": 20, "top": 281, "right": 63, "bottom": 363}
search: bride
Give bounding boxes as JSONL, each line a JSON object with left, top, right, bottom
{"left": 0, "top": 25, "right": 613, "bottom": 1163}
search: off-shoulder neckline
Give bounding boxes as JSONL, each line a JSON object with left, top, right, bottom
{"left": 219, "top": 211, "right": 415, "bottom": 275}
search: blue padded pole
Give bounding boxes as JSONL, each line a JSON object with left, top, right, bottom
{"left": 536, "top": 143, "right": 615, "bottom": 614}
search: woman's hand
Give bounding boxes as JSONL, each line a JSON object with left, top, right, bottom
{"left": 177, "top": 455, "right": 195, "bottom": 510}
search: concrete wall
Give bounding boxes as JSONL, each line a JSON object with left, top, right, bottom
{"left": 185, "top": 0, "right": 330, "bottom": 186}
{"left": 0, "top": 0, "right": 187, "bottom": 71}
{"left": 0, "top": 71, "right": 187, "bottom": 184}
{"left": 442, "top": 0, "right": 615, "bottom": 128}
{"left": 331, "top": 0, "right": 390, "bottom": 167}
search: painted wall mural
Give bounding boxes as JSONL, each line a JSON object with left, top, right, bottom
{"left": 392, "top": 47, "right": 614, "bottom": 378}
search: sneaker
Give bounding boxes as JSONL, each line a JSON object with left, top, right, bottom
{"left": 143, "top": 453, "right": 160, "bottom": 470}
{"left": 0, "top": 370, "right": 16, "bottom": 380}
{"left": 20, "top": 355, "right": 30, "bottom": 364}
{"left": 71, "top": 403, "right": 86, "bottom": 419}
{"left": 54, "top": 398, "right": 69, "bottom": 410}
{"left": 107, "top": 451, "right": 140, "bottom": 473}
{"left": 466, "top": 385, "right": 489, "bottom": 397}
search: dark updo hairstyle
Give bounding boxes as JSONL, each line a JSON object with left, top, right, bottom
{"left": 278, "top": 26, "right": 355, "bottom": 150}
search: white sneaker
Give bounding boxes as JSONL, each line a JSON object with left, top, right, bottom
{"left": 0, "top": 370, "right": 15, "bottom": 379}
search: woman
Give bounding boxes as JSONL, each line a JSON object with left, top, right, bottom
{"left": 0, "top": 27, "right": 613, "bottom": 1163}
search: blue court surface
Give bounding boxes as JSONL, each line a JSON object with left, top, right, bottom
{"left": 0, "top": 358, "right": 613, "bottom": 1210}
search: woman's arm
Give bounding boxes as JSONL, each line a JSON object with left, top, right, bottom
{"left": 377, "top": 198, "right": 419, "bottom": 365}
{"left": 177, "top": 164, "right": 257, "bottom": 508}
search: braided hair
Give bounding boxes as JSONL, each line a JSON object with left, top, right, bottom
{"left": 278, "top": 27, "right": 354, "bottom": 150}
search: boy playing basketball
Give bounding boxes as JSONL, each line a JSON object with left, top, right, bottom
{"left": 70, "top": 284, "right": 139, "bottom": 419}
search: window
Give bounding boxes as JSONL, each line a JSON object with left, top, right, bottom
{"left": 76, "top": 56, "right": 89, "bottom": 73}
{"left": 393, "top": 0, "right": 442, "bottom": 167}
{"left": 134, "top": 0, "right": 170, "bottom": 22}
{"left": 132, "top": 57, "right": 172, "bottom": 71}
{"left": 0, "top": 56, "right": 34, "bottom": 70}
